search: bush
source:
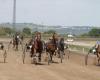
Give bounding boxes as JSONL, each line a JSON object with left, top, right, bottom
{"left": 44, "top": 30, "right": 56, "bottom": 34}
{"left": 88, "top": 28, "right": 100, "bottom": 37}
{"left": 22, "top": 27, "right": 31, "bottom": 35}
{"left": 0, "top": 27, "right": 13, "bottom": 36}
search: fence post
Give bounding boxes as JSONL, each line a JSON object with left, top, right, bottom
{"left": 83, "top": 48, "right": 85, "bottom": 53}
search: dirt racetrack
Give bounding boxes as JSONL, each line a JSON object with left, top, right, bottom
{"left": 0, "top": 39, "right": 99, "bottom": 80}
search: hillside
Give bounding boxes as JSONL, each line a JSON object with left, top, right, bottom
{"left": 0, "top": 23, "right": 99, "bottom": 35}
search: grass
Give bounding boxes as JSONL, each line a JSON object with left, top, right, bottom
{"left": 68, "top": 44, "right": 91, "bottom": 53}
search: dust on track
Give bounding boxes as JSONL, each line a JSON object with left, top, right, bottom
{"left": 0, "top": 38, "right": 99, "bottom": 80}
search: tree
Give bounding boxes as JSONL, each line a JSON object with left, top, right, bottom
{"left": 4, "top": 27, "right": 13, "bottom": 35}
{"left": 0, "top": 27, "right": 12, "bottom": 36}
{"left": 0, "top": 28, "right": 6, "bottom": 36}
{"left": 44, "top": 30, "right": 56, "bottom": 34}
{"left": 88, "top": 28, "right": 100, "bottom": 37}
{"left": 79, "top": 33, "right": 89, "bottom": 37}
{"left": 22, "top": 27, "right": 31, "bottom": 35}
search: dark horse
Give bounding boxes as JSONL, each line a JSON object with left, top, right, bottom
{"left": 57, "top": 38, "right": 65, "bottom": 63}
{"left": 85, "top": 44, "right": 100, "bottom": 65}
{"left": 8, "top": 36, "right": 23, "bottom": 51}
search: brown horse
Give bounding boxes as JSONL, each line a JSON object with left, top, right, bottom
{"left": 34, "top": 39, "right": 43, "bottom": 62}
{"left": 96, "top": 45, "right": 100, "bottom": 65}
{"left": 46, "top": 44, "right": 56, "bottom": 60}
{"left": 45, "top": 38, "right": 58, "bottom": 64}
{"left": 85, "top": 45, "right": 100, "bottom": 65}
{"left": 23, "top": 38, "right": 43, "bottom": 64}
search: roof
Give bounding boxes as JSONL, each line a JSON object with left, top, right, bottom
{"left": 68, "top": 34, "right": 73, "bottom": 37}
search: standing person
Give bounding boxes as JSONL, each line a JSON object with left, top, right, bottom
{"left": 95, "top": 40, "right": 100, "bottom": 49}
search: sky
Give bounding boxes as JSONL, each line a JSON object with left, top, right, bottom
{"left": 0, "top": 0, "right": 100, "bottom": 26}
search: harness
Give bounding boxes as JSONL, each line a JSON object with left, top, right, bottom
{"left": 34, "top": 39, "right": 43, "bottom": 53}
{"left": 96, "top": 45, "right": 100, "bottom": 52}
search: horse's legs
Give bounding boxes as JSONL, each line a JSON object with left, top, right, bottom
{"left": 50, "top": 53, "right": 52, "bottom": 62}
{"left": 13, "top": 43, "right": 15, "bottom": 49}
{"left": 54, "top": 50, "right": 57, "bottom": 56}
{"left": 98, "top": 58, "right": 100, "bottom": 65}
{"left": 48, "top": 51, "right": 52, "bottom": 62}
{"left": 97, "top": 57, "right": 100, "bottom": 65}
{"left": 50, "top": 52, "right": 54, "bottom": 62}
{"left": 97, "top": 53, "right": 100, "bottom": 65}
{"left": 38, "top": 52, "right": 42, "bottom": 62}
{"left": 57, "top": 50, "right": 60, "bottom": 58}
{"left": 30, "top": 49, "right": 34, "bottom": 57}
{"left": 16, "top": 45, "right": 18, "bottom": 51}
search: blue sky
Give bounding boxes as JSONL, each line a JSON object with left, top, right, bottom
{"left": 0, "top": 0, "right": 100, "bottom": 26}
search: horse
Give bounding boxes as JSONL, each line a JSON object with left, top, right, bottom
{"left": 85, "top": 45, "right": 100, "bottom": 65}
{"left": 23, "top": 38, "right": 44, "bottom": 64}
{"left": 0, "top": 43, "right": 7, "bottom": 63}
{"left": 34, "top": 39, "right": 43, "bottom": 62}
{"left": 57, "top": 38, "right": 65, "bottom": 63}
{"left": 25, "top": 39, "right": 34, "bottom": 52}
{"left": 45, "top": 38, "right": 58, "bottom": 65}
{"left": 8, "top": 37, "right": 23, "bottom": 51}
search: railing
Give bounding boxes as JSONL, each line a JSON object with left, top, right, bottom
{"left": 66, "top": 44, "right": 90, "bottom": 54}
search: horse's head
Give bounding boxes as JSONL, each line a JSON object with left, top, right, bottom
{"left": 0, "top": 43, "right": 4, "bottom": 50}
{"left": 89, "top": 46, "right": 96, "bottom": 54}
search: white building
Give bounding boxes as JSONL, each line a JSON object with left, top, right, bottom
{"left": 67, "top": 34, "right": 74, "bottom": 42}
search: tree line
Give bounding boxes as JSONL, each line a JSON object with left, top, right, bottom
{"left": 0, "top": 27, "right": 57, "bottom": 37}
{"left": 80, "top": 28, "right": 100, "bottom": 37}
{"left": 0, "top": 27, "right": 100, "bottom": 38}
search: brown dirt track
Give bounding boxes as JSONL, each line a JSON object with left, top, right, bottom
{"left": 0, "top": 39, "right": 99, "bottom": 80}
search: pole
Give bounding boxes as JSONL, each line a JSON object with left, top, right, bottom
{"left": 13, "top": 0, "right": 16, "bottom": 33}
{"left": 41, "top": 22, "right": 43, "bottom": 33}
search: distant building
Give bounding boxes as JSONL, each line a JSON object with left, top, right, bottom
{"left": 67, "top": 34, "right": 74, "bottom": 42}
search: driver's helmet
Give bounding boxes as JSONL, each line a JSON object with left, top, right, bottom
{"left": 96, "top": 41, "right": 100, "bottom": 45}
{"left": 95, "top": 40, "right": 100, "bottom": 48}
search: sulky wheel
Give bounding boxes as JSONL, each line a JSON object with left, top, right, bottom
{"left": 60, "top": 51, "right": 63, "bottom": 63}
{"left": 85, "top": 52, "right": 90, "bottom": 65}
{"left": 22, "top": 47, "right": 26, "bottom": 64}
{"left": 3, "top": 50, "right": 7, "bottom": 63}
{"left": 48, "top": 52, "right": 51, "bottom": 65}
